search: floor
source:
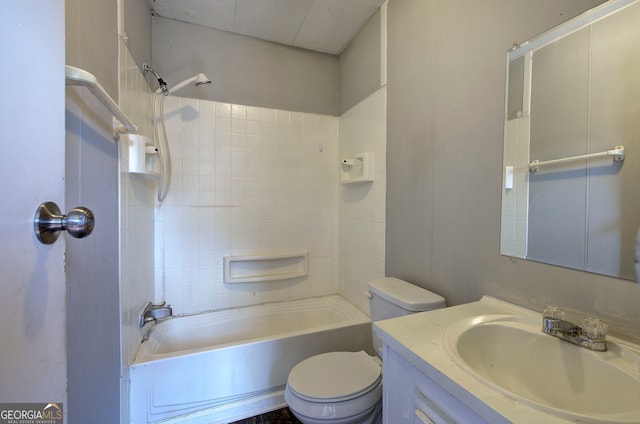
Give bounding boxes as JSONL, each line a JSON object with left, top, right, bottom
{"left": 230, "top": 407, "right": 302, "bottom": 424}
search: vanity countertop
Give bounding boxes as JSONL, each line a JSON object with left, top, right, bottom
{"left": 374, "top": 296, "right": 628, "bottom": 424}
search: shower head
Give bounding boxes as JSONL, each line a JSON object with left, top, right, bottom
{"left": 160, "top": 73, "right": 213, "bottom": 96}
{"left": 142, "top": 63, "right": 169, "bottom": 95}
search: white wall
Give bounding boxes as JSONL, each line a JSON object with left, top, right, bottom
{"left": 338, "top": 87, "right": 388, "bottom": 313}
{"left": 151, "top": 17, "right": 339, "bottom": 116}
{"left": 339, "top": 9, "right": 382, "bottom": 114}
{"left": 152, "top": 87, "right": 389, "bottom": 315}
{"left": 118, "top": 38, "right": 156, "bottom": 422}
{"left": 123, "top": 0, "right": 152, "bottom": 68}
{"left": 65, "top": 0, "right": 122, "bottom": 421}
{"left": 386, "top": 0, "right": 640, "bottom": 343}
{"left": 154, "top": 97, "right": 339, "bottom": 314}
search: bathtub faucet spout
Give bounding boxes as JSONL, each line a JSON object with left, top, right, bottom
{"left": 140, "top": 301, "right": 173, "bottom": 327}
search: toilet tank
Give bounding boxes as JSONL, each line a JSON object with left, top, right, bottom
{"left": 367, "top": 277, "right": 446, "bottom": 356}
{"left": 368, "top": 277, "right": 446, "bottom": 321}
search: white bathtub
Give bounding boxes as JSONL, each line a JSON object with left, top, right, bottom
{"left": 129, "top": 295, "right": 373, "bottom": 424}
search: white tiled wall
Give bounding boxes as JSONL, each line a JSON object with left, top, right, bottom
{"left": 500, "top": 116, "right": 530, "bottom": 258}
{"left": 338, "top": 87, "right": 387, "bottom": 313}
{"left": 118, "top": 39, "right": 155, "bottom": 422}
{"left": 154, "top": 96, "right": 339, "bottom": 314}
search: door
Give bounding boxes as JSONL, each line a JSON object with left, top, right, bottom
{"left": 0, "top": 0, "right": 67, "bottom": 409}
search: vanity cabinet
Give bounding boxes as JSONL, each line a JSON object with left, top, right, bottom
{"left": 375, "top": 296, "right": 635, "bottom": 423}
{"left": 382, "top": 345, "right": 489, "bottom": 424}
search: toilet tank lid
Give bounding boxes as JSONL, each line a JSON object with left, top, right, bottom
{"left": 367, "top": 277, "right": 446, "bottom": 311}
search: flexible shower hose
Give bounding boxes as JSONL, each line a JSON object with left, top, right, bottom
{"left": 152, "top": 92, "right": 172, "bottom": 202}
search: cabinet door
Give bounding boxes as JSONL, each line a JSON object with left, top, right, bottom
{"left": 383, "top": 345, "right": 500, "bottom": 424}
{"left": 383, "top": 346, "right": 415, "bottom": 423}
{"left": 413, "top": 408, "right": 436, "bottom": 424}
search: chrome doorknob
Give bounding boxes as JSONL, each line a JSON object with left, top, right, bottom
{"left": 34, "top": 201, "right": 95, "bottom": 244}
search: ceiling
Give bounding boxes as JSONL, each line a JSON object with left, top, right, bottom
{"left": 148, "top": 0, "right": 384, "bottom": 55}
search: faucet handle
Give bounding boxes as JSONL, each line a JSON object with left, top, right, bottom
{"left": 582, "top": 317, "right": 608, "bottom": 341}
{"left": 543, "top": 305, "right": 565, "bottom": 320}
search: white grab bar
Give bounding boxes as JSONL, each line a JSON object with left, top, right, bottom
{"left": 529, "top": 145, "right": 624, "bottom": 172}
{"left": 65, "top": 65, "right": 138, "bottom": 135}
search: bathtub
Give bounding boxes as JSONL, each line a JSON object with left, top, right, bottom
{"left": 129, "top": 295, "right": 373, "bottom": 424}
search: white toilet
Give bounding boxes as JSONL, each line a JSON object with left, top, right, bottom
{"left": 284, "top": 277, "right": 446, "bottom": 424}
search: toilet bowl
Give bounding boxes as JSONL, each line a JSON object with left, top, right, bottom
{"left": 284, "top": 351, "right": 382, "bottom": 424}
{"left": 285, "top": 278, "right": 446, "bottom": 424}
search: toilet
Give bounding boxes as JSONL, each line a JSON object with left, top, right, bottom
{"left": 284, "top": 277, "right": 446, "bottom": 424}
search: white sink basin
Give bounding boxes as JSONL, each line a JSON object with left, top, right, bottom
{"left": 445, "top": 314, "right": 640, "bottom": 423}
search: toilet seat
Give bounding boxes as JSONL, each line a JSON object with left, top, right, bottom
{"left": 285, "top": 351, "right": 383, "bottom": 423}
{"left": 287, "top": 351, "right": 382, "bottom": 402}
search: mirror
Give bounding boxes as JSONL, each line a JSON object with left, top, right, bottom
{"left": 500, "top": 0, "right": 640, "bottom": 281}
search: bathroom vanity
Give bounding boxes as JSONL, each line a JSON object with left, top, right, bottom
{"left": 382, "top": 346, "right": 501, "bottom": 423}
{"left": 374, "top": 296, "right": 640, "bottom": 424}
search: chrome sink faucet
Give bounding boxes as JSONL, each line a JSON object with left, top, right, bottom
{"left": 139, "top": 301, "right": 173, "bottom": 327}
{"left": 542, "top": 306, "right": 608, "bottom": 351}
